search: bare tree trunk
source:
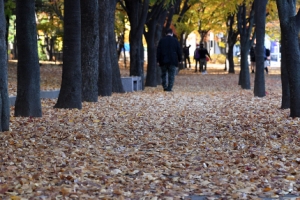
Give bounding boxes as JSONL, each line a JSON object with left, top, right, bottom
{"left": 55, "top": 0, "right": 82, "bottom": 109}
{"left": 144, "top": 1, "right": 168, "bottom": 87}
{"left": 124, "top": 0, "right": 149, "bottom": 88}
{"left": 226, "top": 14, "right": 238, "bottom": 74}
{"left": 253, "top": 0, "right": 267, "bottom": 97}
{"left": 276, "top": 0, "right": 300, "bottom": 117}
{"left": 0, "top": 0, "right": 9, "bottom": 131}
{"left": 81, "top": 0, "right": 99, "bottom": 102}
{"left": 237, "top": 3, "right": 255, "bottom": 90}
{"left": 109, "top": 0, "right": 124, "bottom": 93}
{"left": 98, "top": 0, "right": 112, "bottom": 96}
{"left": 280, "top": 42, "right": 290, "bottom": 109}
{"left": 15, "top": 0, "right": 42, "bottom": 117}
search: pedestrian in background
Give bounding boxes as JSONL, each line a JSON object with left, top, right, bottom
{"left": 198, "top": 43, "right": 211, "bottom": 74}
{"left": 157, "top": 28, "right": 182, "bottom": 92}
{"left": 183, "top": 44, "right": 191, "bottom": 69}
{"left": 194, "top": 44, "right": 200, "bottom": 72}
{"left": 250, "top": 44, "right": 256, "bottom": 73}
{"left": 264, "top": 47, "right": 271, "bottom": 74}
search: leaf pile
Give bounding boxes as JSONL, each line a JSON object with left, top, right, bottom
{"left": 8, "top": 61, "right": 62, "bottom": 96}
{"left": 2, "top": 65, "right": 300, "bottom": 199}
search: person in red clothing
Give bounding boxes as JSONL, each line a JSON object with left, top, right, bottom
{"left": 198, "top": 43, "right": 211, "bottom": 73}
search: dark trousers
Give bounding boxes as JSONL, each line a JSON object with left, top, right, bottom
{"left": 200, "top": 59, "right": 207, "bottom": 72}
{"left": 195, "top": 59, "right": 200, "bottom": 71}
{"left": 161, "top": 64, "right": 176, "bottom": 91}
{"left": 184, "top": 56, "right": 191, "bottom": 68}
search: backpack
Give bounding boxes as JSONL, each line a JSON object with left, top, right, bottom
{"left": 266, "top": 48, "right": 270, "bottom": 57}
{"left": 194, "top": 49, "right": 200, "bottom": 59}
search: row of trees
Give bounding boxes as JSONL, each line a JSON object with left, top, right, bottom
{"left": 0, "top": 0, "right": 299, "bottom": 132}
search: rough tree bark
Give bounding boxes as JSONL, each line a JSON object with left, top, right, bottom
{"left": 109, "top": 0, "right": 124, "bottom": 93}
{"left": 54, "top": 0, "right": 82, "bottom": 109}
{"left": 237, "top": 2, "right": 255, "bottom": 90}
{"left": 14, "top": 0, "right": 42, "bottom": 117}
{"left": 98, "top": 0, "right": 112, "bottom": 96}
{"left": 253, "top": 0, "right": 267, "bottom": 97}
{"left": 226, "top": 14, "right": 239, "bottom": 74}
{"left": 124, "top": 0, "right": 149, "bottom": 90}
{"left": 280, "top": 42, "right": 290, "bottom": 109}
{"left": 0, "top": 0, "right": 9, "bottom": 131}
{"left": 81, "top": 0, "right": 99, "bottom": 102}
{"left": 276, "top": 0, "right": 300, "bottom": 117}
{"left": 144, "top": 1, "right": 168, "bottom": 87}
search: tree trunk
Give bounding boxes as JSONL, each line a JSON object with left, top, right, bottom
{"left": 0, "top": 0, "right": 9, "bottom": 131}
{"left": 109, "top": 0, "right": 124, "bottom": 93}
{"left": 49, "top": 37, "right": 54, "bottom": 61}
{"left": 5, "top": 14, "right": 9, "bottom": 55}
{"left": 14, "top": 0, "right": 42, "bottom": 117}
{"left": 117, "top": 34, "right": 125, "bottom": 59}
{"left": 98, "top": 0, "right": 112, "bottom": 96}
{"left": 253, "top": 0, "right": 267, "bottom": 97}
{"left": 237, "top": 3, "right": 255, "bottom": 90}
{"left": 124, "top": 0, "right": 149, "bottom": 87}
{"left": 13, "top": 34, "right": 18, "bottom": 59}
{"left": 226, "top": 14, "right": 238, "bottom": 74}
{"left": 45, "top": 36, "right": 54, "bottom": 61}
{"left": 54, "top": 0, "right": 82, "bottom": 109}
{"left": 276, "top": 0, "right": 300, "bottom": 117}
{"left": 239, "top": 45, "right": 251, "bottom": 89}
{"left": 144, "top": 2, "right": 167, "bottom": 87}
{"left": 129, "top": 31, "right": 144, "bottom": 76}
{"left": 81, "top": 0, "right": 99, "bottom": 102}
{"left": 280, "top": 40, "right": 290, "bottom": 109}
{"left": 227, "top": 44, "right": 235, "bottom": 73}
{"left": 162, "top": 0, "right": 180, "bottom": 36}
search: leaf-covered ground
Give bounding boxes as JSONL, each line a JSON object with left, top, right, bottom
{"left": 2, "top": 62, "right": 300, "bottom": 199}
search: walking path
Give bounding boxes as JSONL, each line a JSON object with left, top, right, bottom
{"left": 180, "top": 63, "right": 280, "bottom": 75}
{"left": 9, "top": 64, "right": 299, "bottom": 199}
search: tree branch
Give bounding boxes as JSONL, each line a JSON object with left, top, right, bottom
{"left": 117, "top": 0, "right": 128, "bottom": 13}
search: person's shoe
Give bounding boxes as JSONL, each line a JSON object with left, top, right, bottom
{"left": 202, "top": 71, "right": 207, "bottom": 74}
{"left": 194, "top": 70, "right": 197, "bottom": 72}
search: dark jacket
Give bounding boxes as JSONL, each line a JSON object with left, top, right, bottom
{"left": 198, "top": 47, "right": 210, "bottom": 59}
{"left": 183, "top": 45, "right": 191, "bottom": 57}
{"left": 157, "top": 35, "right": 182, "bottom": 66}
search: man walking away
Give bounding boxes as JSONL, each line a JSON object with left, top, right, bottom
{"left": 264, "top": 48, "right": 271, "bottom": 74}
{"left": 157, "top": 28, "right": 182, "bottom": 92}
{"left": 250, "top": 44, "right": 256, "bottom": 73}
{"left": 194, "top": 44, "right": 200, "bottom": 72}
{"left": 198, "top": 43, "right": 211, "bottom": 73}
{"left": 183, "top": 44, "right": 191, "bottom": 69}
